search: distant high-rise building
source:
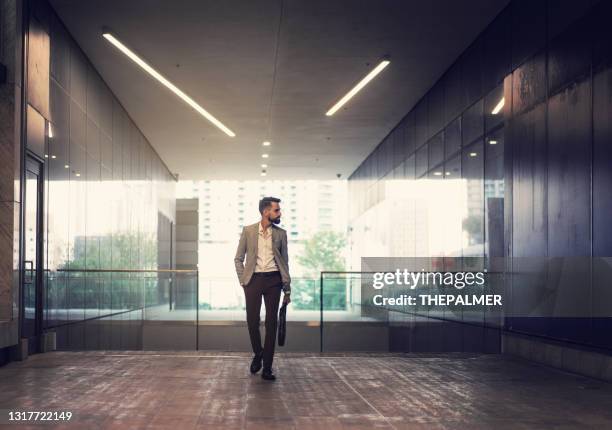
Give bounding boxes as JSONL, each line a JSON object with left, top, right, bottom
{"left": 177, "top": 180, "right": 348, "bottom": 278}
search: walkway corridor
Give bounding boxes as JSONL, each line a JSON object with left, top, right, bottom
{"left": 1, "top": 351, "right": 612, "bottom": 429}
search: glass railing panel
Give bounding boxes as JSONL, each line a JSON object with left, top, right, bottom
{"left": 320, "top": 272, "right": 389, "bottom": 352}
{"left": 194, "top": 277, "right": 319, "bottom": 322}
{"left": 43, "top": 269, "right": 198, "bottom": 351}
{"left": 321, "top": 265, "right": 505, "bottom": 353}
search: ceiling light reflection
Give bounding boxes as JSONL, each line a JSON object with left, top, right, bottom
{"left": 491, "top": 97, "right": 504, "bottom": 115}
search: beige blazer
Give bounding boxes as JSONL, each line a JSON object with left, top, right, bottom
{"left": 234, "top": 222, "right": 291, "bottom": 293}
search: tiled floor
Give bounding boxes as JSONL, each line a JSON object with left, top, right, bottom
{"left": 1, "top": 351, "right": 612, "bottom": 429}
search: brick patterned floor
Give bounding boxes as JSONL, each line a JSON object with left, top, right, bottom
{"left": 1, "top": 351, "right": 612, "bottom": 429}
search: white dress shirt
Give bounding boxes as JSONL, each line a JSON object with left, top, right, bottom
{"left": 255, "top": 222, "right": 279, "bottom": 272}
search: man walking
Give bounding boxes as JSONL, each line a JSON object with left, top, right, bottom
{"left": 234, "top": 197, "right": 291, "bottom": 381}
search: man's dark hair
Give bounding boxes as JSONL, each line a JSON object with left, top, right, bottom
{"left": 259, "top": 196, "right": 281, "bottom": 214}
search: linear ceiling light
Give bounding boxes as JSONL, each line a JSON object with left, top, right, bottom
{"left": 491, "top": 97, "right": 504, "bottom": 115}
{"left": 325, "top": 60, "right": 390, "bottom": 116}
{"left": 102, "top": 32, "right": 236, "bottom": 137}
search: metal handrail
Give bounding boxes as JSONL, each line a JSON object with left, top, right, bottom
{"left": 54, "top": 268, "right": 197, "bottom": 273}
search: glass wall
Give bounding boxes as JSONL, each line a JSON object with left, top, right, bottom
{"left": 348, "top": 0, "right": 612, "bottom": 351}
{"left": 41, "top": 5, "right": 176, "bottom": 349}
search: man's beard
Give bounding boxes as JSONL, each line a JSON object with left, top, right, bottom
{"left": 271, "top": 216, "right": 281, "bottom": 224}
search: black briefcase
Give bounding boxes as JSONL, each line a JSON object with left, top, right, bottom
{"left": 278, "top": 302, "right": 287, "bottom": 346}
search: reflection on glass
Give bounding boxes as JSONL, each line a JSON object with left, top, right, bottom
{"left": 444, "top": 154, "right": 462, "bottom": 258}
{"left": 428, "top": 132, "right": 444, "bottom": 169}
{"left": 462, "top": 140, "right": 484, "bottom": 258}
{"left": 444, "top": 117, "right": 461, "bottom": 159}
{"left": 485, "top": 84, "right": 504, "bottom": 132}
{"left": 491, "top": 97, "right": 504, "bottom": 114}
{"left": 23, "top": 170, "right": 39, "bottom": 330}
{"left": 416, "top": 143, "right": 428, "bottom": 177}
{"left": 485, "top": 128, "right": 505, "bottom": 260}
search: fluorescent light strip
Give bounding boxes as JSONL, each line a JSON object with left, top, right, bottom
{"left": 326, "top": 60, "right": 390, "bottom": 116}
{"left": 102, "top": 32, "right": 236, "bottom": 137}
{"left": 491, "top": 97, "right": 504, "bottom": 115}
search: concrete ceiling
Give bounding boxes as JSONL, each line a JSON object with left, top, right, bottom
{"left": 50, "top": 0, "right": 509, "bottom": 180}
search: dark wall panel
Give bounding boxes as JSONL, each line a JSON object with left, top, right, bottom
{"left": 428, "top": 131, "right": 444, "bottom": 169}
{"left": 444, "top": 117, "right": 461, "bottom": 159}
{"left": 415, "top": 97, "right": 428, "bottom": 148}
{"left": 548, "top": 0, "right": 592, "bottom": 40}
{"left": 428, "top": 81, "right": 445, "bottom": 136}
{"left": 510, "top": 104, "right": 547, "bottom": 258}
{"left": 548, "top": 15, "right": 591, "bottom": 96}
{"left": 592, "top": 0, "right": 612, "bottom": 71}
{"left": 49, "top": 10, "right": 69, "bottom": 91}
{"left": 511, "top": 0, "right": 546, "bottom": 69}
{"left": 593, "top": 67, "right": 612, "bottom": 257}
{"left": 391, "top": 125, "right": 405, "bottom": 170}
{"left": 483, "top": 8, "right": 511, "bottom": 92}
{"left": 461, "top": 38, "right": 484, "bottom": 107}
{"left": 462, "top": 99, "right": 484, "bottom": 145}
{"left": 415, "top": 142, "right": 428, "bottom": 178}
{"left": 547, "top": 79, "right": 591, "bottom": 257}
{"left": 348, "top": 0, "right": 611, "bottom": 352}
{"left": 443, "top": 63, "right": 463, "bottom": 123}
{"left": 512, "top": 52, "right": 546, "bottom": 116}
{"left": 546, "top": 79, "right": 592, "bottom": 345}
{"left": 404, "top": 112, "right": 416, "bottom": 156}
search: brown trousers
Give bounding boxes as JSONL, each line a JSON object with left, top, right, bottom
{"left": 243, "top": 271, "right": 282, "bottom": 370}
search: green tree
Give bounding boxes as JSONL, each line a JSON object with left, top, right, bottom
{"left": 54, "top": 233, "right": 160, "bottom": 310}
{"left": 296, "top": 231, "right": 347, "bottom": 277}
{"left": 294, "top": 231, "right": 347, "bottom": 311}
